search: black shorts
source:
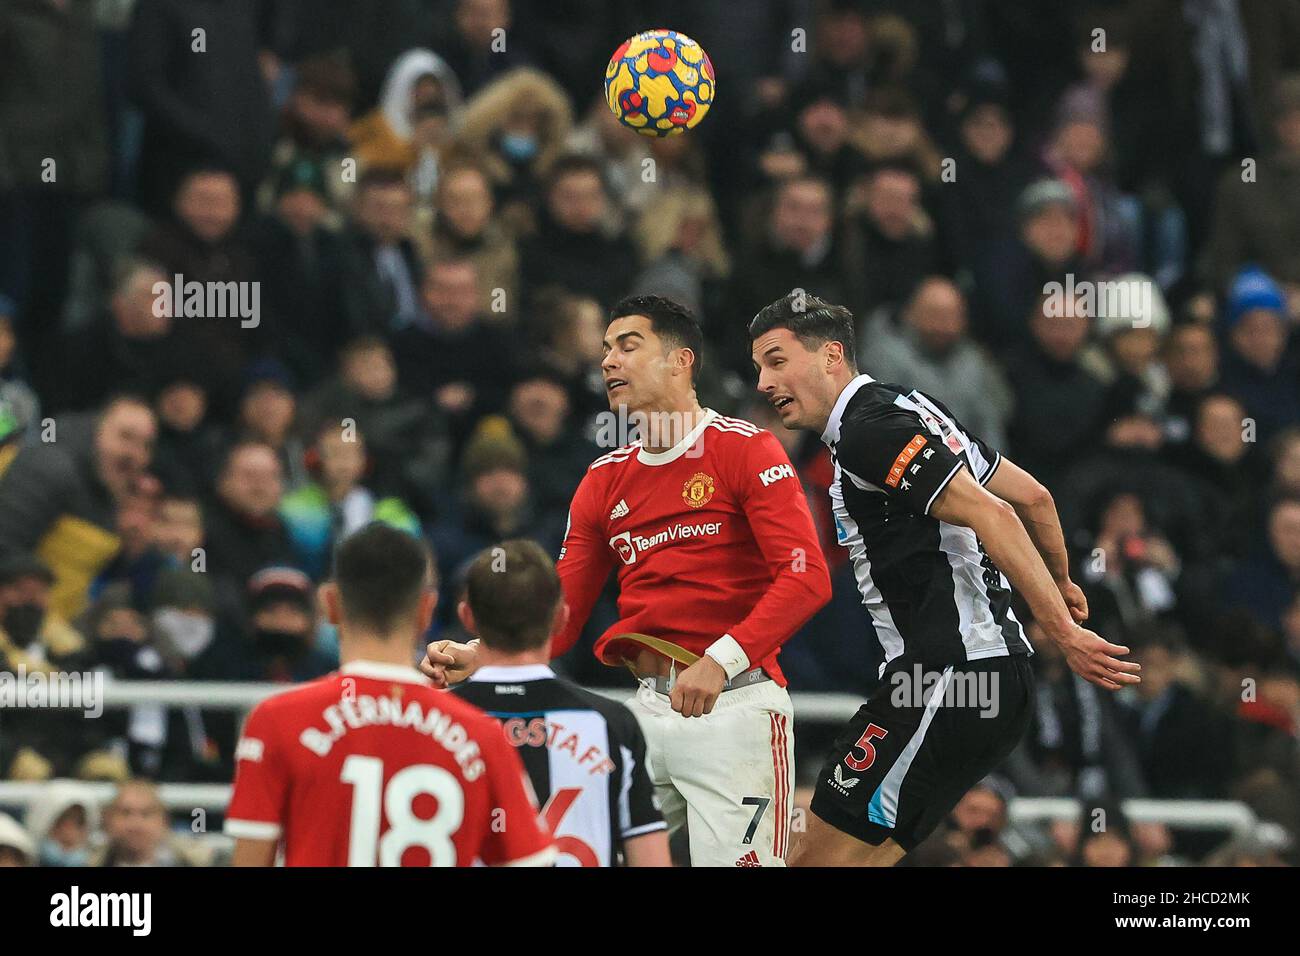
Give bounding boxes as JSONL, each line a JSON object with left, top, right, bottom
{"left": 810, "top": 654, "right": 1034, "bottom": 852}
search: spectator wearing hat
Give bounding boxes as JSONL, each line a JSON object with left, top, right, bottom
{"left": 1083, "top": 273, "right": 1173, "bottom": 416}
{"left": 26, "top": 778, "right": 101, "bottom": 867}
{"left": 203, "top": 441, "right": 295, "bottom": 621}
{"left": 150, "top": 379, "right": 224, "bottom": 496}
{"left": 981, "top": 178, "right": 1087, "bottom": 347}
{"left": 256, "top": 51, "right": 358, "bottom": 222}
{"left": 0, "top": 813, "right": 35, "bottom": 867}
{"left": 1219, "top": 265, "right": 1300, "bottom": 443}
{"left": 239, "top": 566, "right": 335, "bottom": 683}
{"left": 430, "top": 418, "right": 562, "bottom": 619}
{"left": 0, "top": 395, "right": 157, "bottom": 620}
{"left": 279, "top": 420, "right": 421, "bottom": 580}
{"left": 1207, "top": 74, "right": 1300, "bottom": 295}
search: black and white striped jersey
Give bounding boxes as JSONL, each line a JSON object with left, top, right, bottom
{"left": 453, "top": 664, "right": 664, "bottom": 867}
{"left": 821, "top": 374, "right": 1033, "bottom": 680}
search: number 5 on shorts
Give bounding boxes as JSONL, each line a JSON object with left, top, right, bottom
{"left": 741, "top": 796, "right": 770, "bottom": 845}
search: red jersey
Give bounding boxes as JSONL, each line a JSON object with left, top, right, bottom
{"left": 225, "top": 660, "right": 555, "bottom": 867}
{"left": 554, "top": 409, "right": 831, "bottom": 683}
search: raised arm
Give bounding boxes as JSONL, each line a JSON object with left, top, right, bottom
{"left": 984, "top": 456, "right": 1088, "bottom": 622}
{"left": 930, "top": 468, "right": 1139, "bottom": 691}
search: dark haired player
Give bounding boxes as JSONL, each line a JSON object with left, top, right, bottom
{"left": 453, "top": 539, "right": 669, "bottom": 866}
{"left": 226, "top": 524, "right": 553, "bottom": 867}
{"left": 748, "top": 292, "right": 1140, "bottom": 866}
{"left": 427, "top": 295, "right": 830, "bottom": 866}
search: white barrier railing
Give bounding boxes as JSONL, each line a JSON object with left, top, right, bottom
{"left": 0, "top": 681, "right": 1262, "bottom": 835}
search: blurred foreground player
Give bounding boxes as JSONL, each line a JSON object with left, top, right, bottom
{"left": 453, "top": 540, "right": 669, "bottom": 866}
{"left": 427, "top": 295, "right": 830, "bottom": 866}
{"left": 749, "top": 294, "right": 1140, "bottom": 866}
{"left": 226, "top": 524, "right": 553, "bottom": 867}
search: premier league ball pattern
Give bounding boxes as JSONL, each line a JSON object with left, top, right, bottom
{"left": 605, "top": 29, "right": 715, "bottom": 137}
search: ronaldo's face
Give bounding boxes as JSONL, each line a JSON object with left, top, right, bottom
{"left": 601, "top": 315, "right": 677, "bottom": 413}
{"left": 752, "top": 328, "right": 832, "bottom": 432}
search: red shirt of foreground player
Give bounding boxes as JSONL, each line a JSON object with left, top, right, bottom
{"left": 227, "top": 662, "right": 554, "bottom": 866}
{"left": 226, "top": 525, "right": 554, "bottom": 867}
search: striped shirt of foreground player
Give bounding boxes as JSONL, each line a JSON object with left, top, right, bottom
{"left": 748, "top": 292, "right": 1140, "bottom": 868}
{"left": 226, "top": 524, "right": 554, "bottom": 867}
{"left": 452, "top": 540, "right": 669, "bottom": 866}
{"left": 426, "top": 295, "right": 831, "bottom": 867}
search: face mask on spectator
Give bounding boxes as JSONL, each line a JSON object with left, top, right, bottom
{"left": 152, "top": 608, "right": 215, "bottom": 660}
{"left": 2, "top": 604, "right": 44, "bottom": 647}
{"left": 256, "top": 628, "right": 307, "bottom": 658}
{"left": 498, "top": 132, "right": 538, "bottom": 163}
{"left": 40, "top": 839, "right": 90, "bottom": 868}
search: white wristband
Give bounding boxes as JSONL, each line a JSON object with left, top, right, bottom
{"left": 704, "top": 634, "right": 750, "bottom": 681}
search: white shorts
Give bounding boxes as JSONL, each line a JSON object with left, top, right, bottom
{"left": 626, "top": 677, "right": 795, "bottom": 867}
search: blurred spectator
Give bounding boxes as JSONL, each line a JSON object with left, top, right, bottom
{"left": 149, "top": 379, "right": 223, "bottom": 495}
{"left": 393, "top": 258, "right": 516, "bottom": 432}
{"left": 1224, "top": 497, "right": 1300, "bottom": 633}
{"left": 519, "top": 154, "right": 638, "bottom": 310}
{"left": 127, "top": 0, "right": 274, "bottom": 213}
{"left": 25, "top": 779, "right": 99, "bottom": 867}
{"left": 203, "top": 441, "right": 294, "bottom": 616}
{"left": 0, "top": 813, "right": 35, "bottom": 867}
{"left": 507, "top": 373, "right": 597, "bottom": 519}
{"left": 427, "top": 161, "right": 519, "bottom": 319}
{"left": 1219, "top": 266, "right": 1300, "bottom": 442}
{"left": 1163, "top": 322, "right": 1221, "bottom": 446}
{"left": 452, "top": 68, "right": 574, "bottom": 232}
{"left": 0, "top": 554, "right": 91, "bottom": 781}
{"left": 1206, "top": 74, "right": 1300, "bottom": 293}
{"left": 56, "top": 259, "right": 208, "bottom": 414}
{"left": 528, "top": 290, "right": 610, "bottom": 420}
{"left": 279, "top": 421, "right": 421, "bottom": 580}
{"left": 339, "top": 167, "right": 423, "bottom": 334}
{"left": 631, "top": 186, "right": 730, "bottom": 324}
{"left": 238, "top": 566, "right": 335, "bottom": 683}
{"left": 982, "top": 178, "right": 1084, "bottom": 347}
{"left": 432, "top": 0, "right": 530, "bottom": 98}
{"left": 1086, "top": 274, "right": 1172, "bottom": 413}
{"left": 350, "top": 48, "right": 463, "bottom": 206}
{"left": 300, "top": 337, "right": 452, "bottom": 521}
{"left": 0, "top": 308, "right": 39, "bottom": 449}
{"left": 91, "top": 779, "right": 202, "bottom": 866}
{"left": 249, "top": 159, "right": 354, "bottom": 385}
{"left": 231, "top": 362, "right": 306, "bottom": 492}
{"left": 257, "top": 51, "right": 357, "bottom": 219}
{"left": 844, "top": 162, "right": 938, "bottom": 320}
{"left": 1003, "top": 295, "right": 1107, "bottom": 489}
{"left": 1170, "top": 393, "right": 1262, "bottom": 561}
{"left": 862, "top": 276, "right": 1012, "bottom": 449}
{"left": 0, "top": 396, "right": 156, "bottom": 619}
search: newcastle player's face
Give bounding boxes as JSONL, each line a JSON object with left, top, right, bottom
{"left": 752, "top": 327, "right": 833, "bottom": 432}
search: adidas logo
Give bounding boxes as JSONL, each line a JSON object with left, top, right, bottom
{"left": 734, "top": 850, "right": 762, "bottom": 867}
{"left": 609, "top": 499, "right": 630, "bottom": 520}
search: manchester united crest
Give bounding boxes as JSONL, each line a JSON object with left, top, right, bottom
{"left": 682, "top": 472, "right": 715, "bottom": 509}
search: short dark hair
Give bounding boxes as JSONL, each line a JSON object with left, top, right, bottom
{"left": 332, "top": 523, "right": 435, "bottom": 632}
{"left": 748, "top": 292, "right": 858, "bottom": 369}
{"left": 464, "top": 539, "right": 561, "bottom": 652}
{"left": 546, "top": 153, "right": 606, "bottom": 192}
{"left": 609, "top": 294, "right": 705, "bottom": 383}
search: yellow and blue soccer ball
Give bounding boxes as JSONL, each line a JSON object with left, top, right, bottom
{"left": 604, "top": 29, "right": 715, "bottom": 137}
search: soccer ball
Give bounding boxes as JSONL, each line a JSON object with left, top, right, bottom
{"left": 604, "top": 29, "right": 715, "bottom": 137}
